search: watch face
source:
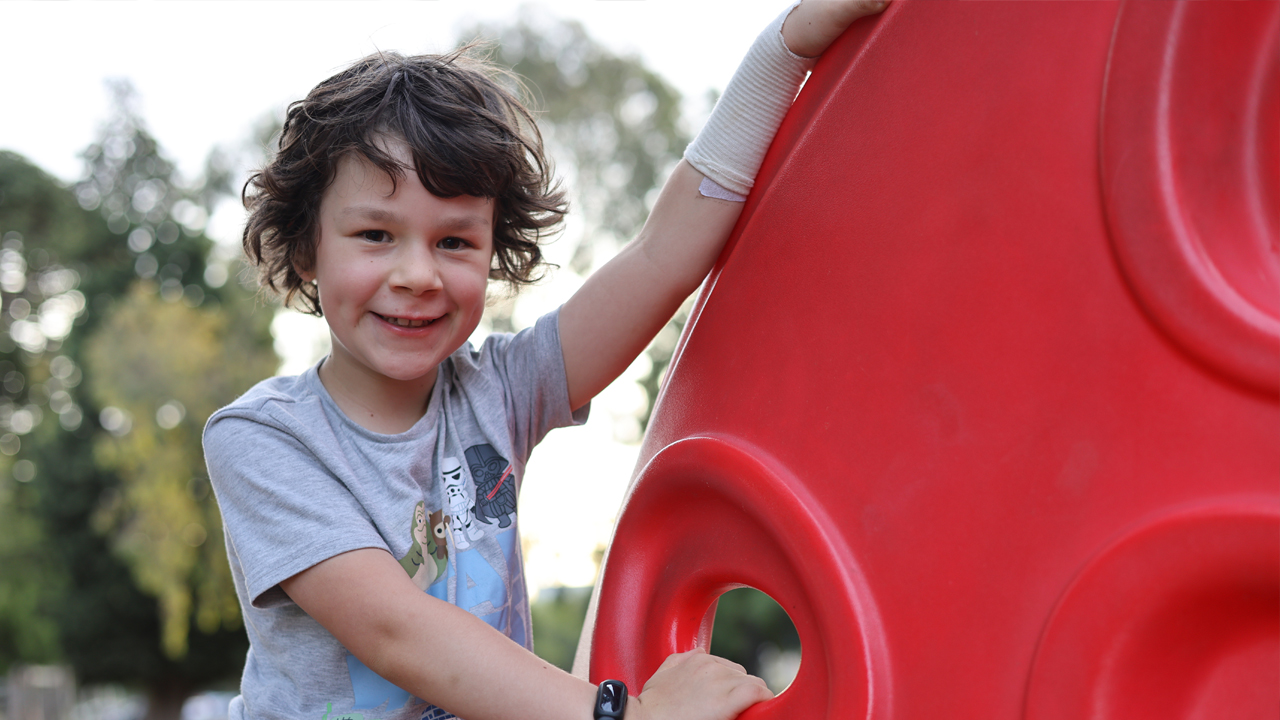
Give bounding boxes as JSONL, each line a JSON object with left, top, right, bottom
{"left": 600, "top": 683, "right": 623, "bottom": 712}
{"left": 597, "top": 680, "right": 627, "bottom": 718}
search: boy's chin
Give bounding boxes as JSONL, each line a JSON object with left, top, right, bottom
{"left": 374, "top": 360, "right": 444, "bottom": 384}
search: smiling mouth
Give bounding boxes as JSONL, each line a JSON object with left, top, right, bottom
{"left": 376, "top": 313, "right": 437, "bottom": 328}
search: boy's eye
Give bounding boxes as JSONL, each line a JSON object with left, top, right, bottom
{"left": 438, "top": 236, "right": 468, "bottom": 250}
{"left": 360, "top": 230, "right": 388, "bottom": 243}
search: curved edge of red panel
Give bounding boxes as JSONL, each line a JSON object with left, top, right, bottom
{"left": 590, "top": 435, "right": 893, "bottom": 720}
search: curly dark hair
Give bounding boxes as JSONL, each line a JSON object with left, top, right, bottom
{"left": 242, "top": 48, "right": 568, "bottom": 315}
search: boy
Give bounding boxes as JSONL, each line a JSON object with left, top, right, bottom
{"left": 204, "top": 2, "right": 888, "bottom": 720}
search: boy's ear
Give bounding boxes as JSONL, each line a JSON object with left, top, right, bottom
{"left": 294, "top": 260, "right": 316, "bottom": 284}
{"left": 293, "top": 241, "right": 319, "bottom": 283}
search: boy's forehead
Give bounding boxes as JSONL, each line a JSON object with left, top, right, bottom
{"left": 324, "top": 133, "right": 415, "bottom": 197}
{"left": 330, "top": 151, "right": 399, "bottom": 195}
{"left": 370, "top": 132, "right": 414, "bottom": 166}
{"left": 325, "top": 151, "right": 495, "bottom": 220}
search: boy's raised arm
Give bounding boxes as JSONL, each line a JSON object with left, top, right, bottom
{"left": 559, "top": 0, "right": 888, "bottom": 410}
{"left": 560, "top": 160, "right": 741, "bottom": 411}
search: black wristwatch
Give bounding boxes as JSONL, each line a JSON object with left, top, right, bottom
{"left": 594, "top": 679, "right": 628, "bottom": 720}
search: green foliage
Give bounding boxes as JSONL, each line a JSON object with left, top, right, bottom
{"left": 466, "top": 11, "right": 687, "bottom": 249}
{"left": 531, "top": 587, "right": 592, "bottom": 671}
{"left": 31, "top": 426, "right": 249, "bottom": 692}
{"left": 709, "top": 588, "right": 800, "bottom": 679}
{"left": 0, "top": 461, "right": 65, "bottom": 672}
{"left": 60, "top": 79, "right": 275, "bottom": 669}
{"left": 0, "top": 151, "right": 102, "bottom": 675}
{"left": 74, "top": 79, "right": 217, "bottom": 306}
{"left": 85, "top": 283, "right": 276, "bottom": 658}
{"left": 460, "top": 12, "right": 689, "bottom": 364}
{"left": 0, "top": 77, "right": 275, "bottom": 712}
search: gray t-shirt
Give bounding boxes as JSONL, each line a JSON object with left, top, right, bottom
{"left": 204, "top": 310, "right": 587, "bottom": 720}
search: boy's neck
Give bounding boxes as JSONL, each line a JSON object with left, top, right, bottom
{"left": 316, "top": 353, "right": 438, "bottom": 435}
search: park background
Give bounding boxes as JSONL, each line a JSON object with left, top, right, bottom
{"left": 0, "top": 2, "right": 804, "bottom": 718}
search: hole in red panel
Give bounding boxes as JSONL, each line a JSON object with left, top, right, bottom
{"left": 709, "top": 587, "right": 802, "bottom": 694}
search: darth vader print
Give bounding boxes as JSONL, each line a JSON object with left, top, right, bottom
{"left": 465, "top": 443, "right": 516, "bottom": 528}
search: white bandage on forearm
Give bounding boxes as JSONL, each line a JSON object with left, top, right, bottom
{"left": 685, "top": 1, "right": 816, "bottom": 198}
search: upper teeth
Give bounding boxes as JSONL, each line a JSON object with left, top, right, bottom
{"left": 387, "top": 316, "right": 429, "bottom": 328}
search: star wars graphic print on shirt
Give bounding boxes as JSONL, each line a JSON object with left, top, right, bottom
{"left": 341, "top": 442, "right": 524, "bottom": 719}
{"left": 467, "top": 444, "right": 516, "bottom": 528}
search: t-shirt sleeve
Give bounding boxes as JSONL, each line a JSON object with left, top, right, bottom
{"left": 481, "top": 307, "right": 589, "bottom": 463}
{"left": 204, "top": 411, "right": 388, "bottom": 609}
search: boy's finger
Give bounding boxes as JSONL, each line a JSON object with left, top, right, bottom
{"left": 840, "top": 0, "right": 891, "bottom": 23}
{"left": 704, "top": 654, "right": 749, "bottom": 675}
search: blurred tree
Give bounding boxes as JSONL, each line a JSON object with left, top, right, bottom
{"left": 85, "top": 283, "right": 276, "bottom": 659}
{"left": 0, "top": 151, "right": 99, "bottom": 675}
{"left": 0, "top": 78, "right": 276, "bottom": 720}
{"left": 530, "top": 586, "right": 592, "bottom": 672}
{"left": 0, "top": 462, "right": 64, "bottom": 670}
{"left": 459, "top": 13, "right": 692, "bottom": 426}
{"left": 465, "top": 10, "right": 686, "bottom": 257}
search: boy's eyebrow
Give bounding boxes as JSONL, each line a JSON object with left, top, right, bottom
{"left": 437, "top": 215, "right": 493, "bottom": 232}
{"left": 339, "top": 206, "right": 404, "bottom": 224}
{"left": 338, "top": 206, "right": 492, "bottom": 231}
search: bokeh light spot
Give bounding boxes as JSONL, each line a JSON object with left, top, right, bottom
{"left": 127, "top": 227, "right": 154, "bottom": 253}
{"left": 100, "top": 406, "right": 132, "bottom": 436}
{"left": 0, "top": 434, "right": 20, "bottom": 456}
{"left": 156, "top": 401, "right": 185, "bottom": 430}
{"left": 12, "top": 459, "right": 36, "bottom": 483}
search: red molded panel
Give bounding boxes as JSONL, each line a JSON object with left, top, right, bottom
{"left": 590, "top": 2, "right": 1279, "bottom": 718}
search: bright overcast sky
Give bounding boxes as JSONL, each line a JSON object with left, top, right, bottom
{"left": 1, "top": 0, "right": 790, "bottom": 186}
{"left": 1, "top": 0, "right": 799, "bottom": 593}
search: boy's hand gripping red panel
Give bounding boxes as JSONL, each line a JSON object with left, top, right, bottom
{"left": 591, "top": 2, "right": 1279, "bottom": 719}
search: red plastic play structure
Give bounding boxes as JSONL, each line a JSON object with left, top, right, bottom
{"left": 584, "top": 2, "right": 1279, "bottom": 718}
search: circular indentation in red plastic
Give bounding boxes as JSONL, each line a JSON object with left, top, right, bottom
{"left": 590, "top": 436, "right": 890, "bottom": 720}
{"left": 1101, "top": 1, "right": 1280, "bottom": 392}
{"left": 1025, "top": 502, "right": 1280, "bottom": 720}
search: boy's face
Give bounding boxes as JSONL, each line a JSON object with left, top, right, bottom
{"left": 304, "top": 140, "right": 494, "bottom": 394}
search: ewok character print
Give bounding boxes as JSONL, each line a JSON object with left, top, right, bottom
{"left": 397, "top": 501, "right": 447, "bottom": 590}
{"left": 442, "top": 457, "right": 484, "bottom": 549}
{"left": 466, "top": 444, "right": 516, "bottom": 528}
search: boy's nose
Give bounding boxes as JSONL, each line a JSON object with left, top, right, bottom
{"left": 390, "top": 242, "right": 444, "bottom": 294}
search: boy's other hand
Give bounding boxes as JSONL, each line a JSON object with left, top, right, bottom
{"left": 782, "top": 0, "right": 890, "bottom": 58}
{"left": 627, "top": 649, "right": 774, "bottom": 720}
